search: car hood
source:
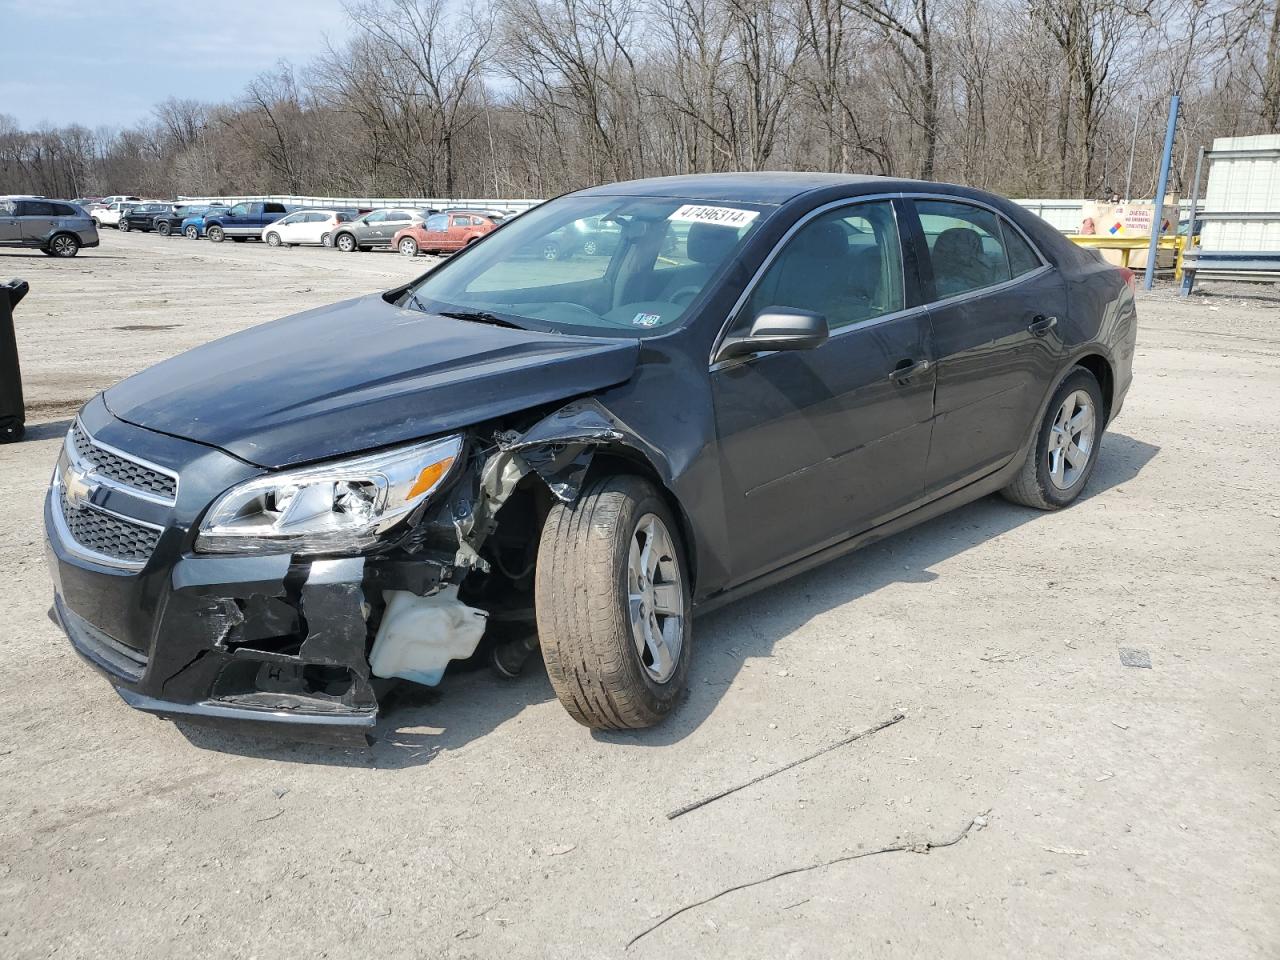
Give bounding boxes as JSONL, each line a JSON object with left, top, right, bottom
{"left": 104, "top": 293, "right": 640, "bottom": 468}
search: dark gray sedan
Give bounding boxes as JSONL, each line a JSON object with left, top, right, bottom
{"left": 0, "top": 198, "right": 99, "bottom": 257}
{"left": 45, "top": 173, "right": 1134, "bottom": 740}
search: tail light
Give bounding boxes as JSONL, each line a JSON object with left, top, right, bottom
{"left": 1118, "top": 266, "right": 1136, "bottom": 291}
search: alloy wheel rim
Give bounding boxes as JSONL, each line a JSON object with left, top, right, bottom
{"left": 52, "top": 236, "right": 75, "bottom": 255}
{"left": 1047, "top": 389, "right": 1096, "bottom": 490}
{"left": 400, "top": 239, "right": 416, "bottom": 256}
{"left": 626, "top": 513, "right": 684, "bottom": 683}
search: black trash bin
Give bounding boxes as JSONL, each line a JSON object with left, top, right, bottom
{"left": 0, "top": 279, "right": 30, "bottom": 443}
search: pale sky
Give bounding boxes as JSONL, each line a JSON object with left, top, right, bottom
{"left": 0, "top": 0, "right": 351, "bottom": 129}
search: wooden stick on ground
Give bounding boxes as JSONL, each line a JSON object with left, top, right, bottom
{"left": 665, "top": 711, "right": 906, "bottom": 821}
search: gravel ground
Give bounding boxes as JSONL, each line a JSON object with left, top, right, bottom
{"left": 1, "top": 232, "right": 1277, "bottom": 959}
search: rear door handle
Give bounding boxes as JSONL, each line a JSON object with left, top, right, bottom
{"left": 889, "top": 358, "right": 931, "bottom": 383}
{"left": 1028, "top": 315, "right": 1058, "bottom": 336}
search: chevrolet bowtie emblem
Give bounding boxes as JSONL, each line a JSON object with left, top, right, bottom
{"left": 62, "top": 460, "right": 99, "bottom": 509}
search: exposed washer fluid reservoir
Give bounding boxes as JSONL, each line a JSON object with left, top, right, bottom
{"left": 370, "top": 586, "right": 489, "bottom": 686}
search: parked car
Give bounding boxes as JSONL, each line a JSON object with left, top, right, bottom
{"left": 393, "top": 210, "right": 499, "bottom": 256}
{"left": 331, "top": 207, "right": 432, "bottom": 252}
{"left": 119, "top": 202, "right": 177, "bottom": 233}
{"left": 153, "top": 204, "right": 224, "bottom": 237}
{"left": 44, "top": 173, "right": 1135, "bottom": 739}
{"left": 202, "top": 201, "right": 292, "bottom": 242}
{"left": 262, "top": 209, "right": 355, "bottom": 247}
{"left": 540, "top": 215, "right": 622, "bottom": 260}
{"left": 91, "top": 200, "right": 140, "bottom": 228}
{"left": 0, "top": 197, "right": 99, "bottom": 257}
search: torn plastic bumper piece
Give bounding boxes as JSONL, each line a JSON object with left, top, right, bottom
{"left": 53, "top": 592, "right": 377, "bottom": 744}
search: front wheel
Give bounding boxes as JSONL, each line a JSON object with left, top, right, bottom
{"left": 265, "top": 231, "right": 282, "bottom": 247}
{"left": 398, "top": 237, "right": 419, "bottom": 257}
{"left": 335, "top": 232, "right": 356, "bottom": 252}
{"left": 536, "top": 475, "right": 692, "bottom": 730}
{"left": 206, "top": 225, "right": 224, "bottom": 242}
{"left": 184, "top": 225, "right": 199, "bottom": 239}
{"left": 1001, "top": 367, "right": 1104, "bottom": 510}
{"left": 118, "top": 219, "right": 130, "bottom": 232}
{"left": 48, "top": 234, "right": 80, "bottom": 257}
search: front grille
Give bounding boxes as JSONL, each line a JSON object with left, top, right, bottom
{"left": 58, "top": 487, "right": 162, "bottom": 565}
{"left": 71, "top": 422, "right": 177, "bottom": 500}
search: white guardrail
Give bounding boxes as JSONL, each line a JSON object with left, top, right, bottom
{"left": 175, "top": 195, "right": 1196, "bottom": 233}
{"left": 176, "top": 195, "right": 545, "bottom": 214}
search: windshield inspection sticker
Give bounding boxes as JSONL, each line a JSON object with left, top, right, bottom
{"left": 633, "top": 312, "right": 663, "bottom": 327}
{"left": 668, "top": 204, "right": 759, "bottom": 228}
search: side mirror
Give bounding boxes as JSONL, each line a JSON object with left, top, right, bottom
{"left": 715, "top": 307, "right": 829, "bottom": 363}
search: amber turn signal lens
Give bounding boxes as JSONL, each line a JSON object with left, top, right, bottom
{"left": 405, "top": 457, "right": 455, "bottom": 501}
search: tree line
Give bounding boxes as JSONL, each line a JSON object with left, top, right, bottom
{"left": 1, "top": 0, "right": 1276, "bottom": 202}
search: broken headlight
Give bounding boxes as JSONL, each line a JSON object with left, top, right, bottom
{"left": 195, "top": 435, "right": 462, "bottom": 555}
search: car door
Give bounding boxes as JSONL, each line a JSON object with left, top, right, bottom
{"left": 358, "top": 210, "right": 387, "bottom": 245}
{"left": 0, "top": 199, "right": 20, "bottom": 245}
{"left": 271, "top": 212, "right": 301, "bottom": 242}
{"left": 421, "top": 214, "right": 451, "bottom": 252}
{"left": 17, "top": 200, "right": 58, "bottom": 246}
{"left": 379, "top": 210, "right": 413, "bottom": 246}
{"left": 710, "top": 198, "right": 936, "bottom": 584}
{"left": 904, "top": 197, "right": 1068, "bottom": 496}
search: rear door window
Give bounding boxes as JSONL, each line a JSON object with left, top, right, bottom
{"left": 17, "top": 201, "right": 57, "bottom": 217}
{"left": 1001, "top": 220, "right": 1043, "bottom": 277}
{"left": 914, "top": 200, "right": 1013, "bottom": 299}
{"left": 265, "top": 203, "right": 287, "bottom": 214}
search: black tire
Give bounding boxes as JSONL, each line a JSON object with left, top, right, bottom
{"left": 398, "top": 237, "right": 418, "bottom": 257}
{"left": 47, "top": 233, "right": 80, "bottom": 258}
{"left": 184, "top": 225, "right": 199, "bottom": 239}
{"left": 265, "top": 231, "right": 282, "bottom": 247}
{"left": 157, "top": 221, "right": 171, "bottom": 236}
{"left": 536, "top": 475, "right": 692, "bottom": 730}
{"left": 206, "top": 225, "right": 224, "bottom": 242}
{"left": 1001, "top": 367, "right": 1104, "bottom": 510}
{"left": 118, "top": 218, "right": 130, "bottom": 233}
{"left": 335, "top": 232, "right": 356, "bottom": 252}
{"left": 321, "top": 232, "right": 332, "bottom": 247}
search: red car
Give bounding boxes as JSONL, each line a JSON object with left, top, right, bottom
{"left": 394, "top": 211, "right": 499, "bottom": 257}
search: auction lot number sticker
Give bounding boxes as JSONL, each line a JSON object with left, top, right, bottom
{"left": 668, "top": 204, "right": 759, "bottom": 228}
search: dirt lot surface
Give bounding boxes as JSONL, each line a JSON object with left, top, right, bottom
{"left": 1, "top": 233, "right": 1277, "bottom": 958}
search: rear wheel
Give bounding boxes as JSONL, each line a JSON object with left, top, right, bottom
{"left": 398, "top": 237, "right": 419, "bottom": 257}
{"left": 48, "top": 233, "right": 80, "bottom": 258}
{"left": 536, "top": 475, "right": 692, "bottom": 729}
{"left": 321, "top": 232, "right": 332, "bottom": 247}
{"left": 157, "top": 221, "right": 171, "bottom": 236}
{"left": 1001, "top": 367, "right": 1104, "bottom": 510}
{"left": 265, "top": 231, "right": 282, "bottom": 247}
{"left": 206, "top": 225, "right": 224, "bottom": 242}
{"left": 335, "top": 232, "right": 356, "bottom": 252}
{"left": 184, "top": 225, "right": 199, "bottom": 239}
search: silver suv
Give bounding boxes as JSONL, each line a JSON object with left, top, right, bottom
{"left": 0, "top": 198, "right": 99, "bottom": 257}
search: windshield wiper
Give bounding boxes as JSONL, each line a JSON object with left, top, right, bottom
{"left": 438, "top": 309, "right": 523, "bottom": 330}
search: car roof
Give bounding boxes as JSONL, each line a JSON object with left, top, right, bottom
{"left": 573, "top": 171, "right": 1012, "bottom": 206}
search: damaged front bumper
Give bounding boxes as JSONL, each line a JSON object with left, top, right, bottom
{"left": 44, "top": 396, "right": 627, "bottom": 742}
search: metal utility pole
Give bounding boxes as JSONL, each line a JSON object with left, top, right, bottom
{"left": 1144, "top": 94, "right": 1180, "bottom": 291}
{"left": 1124, "top": 102, "right": 1141, "bottom": 202}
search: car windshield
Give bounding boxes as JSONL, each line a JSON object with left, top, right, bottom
{"left": 405, "top": 195, "right": 767, "bottom": 336}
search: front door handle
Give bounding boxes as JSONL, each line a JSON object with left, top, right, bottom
{"left": 1028, "top": 315, "right": 1058, "bottom": 336}
{"left": 889, "top": 358, "right": 931, "bottom": 383}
